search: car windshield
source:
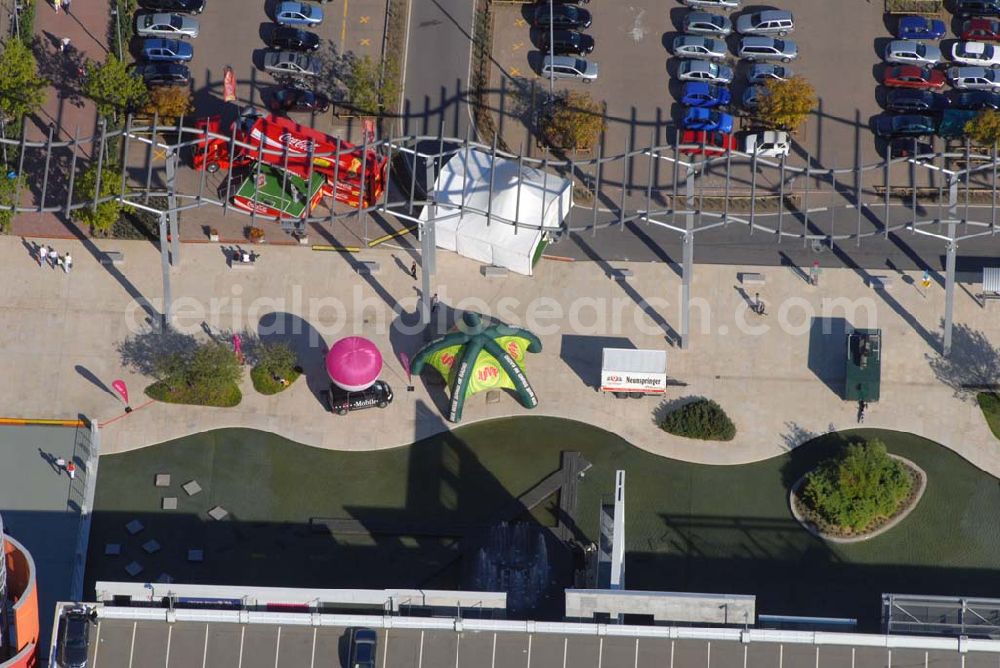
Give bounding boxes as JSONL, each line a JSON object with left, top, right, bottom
{"left": 915, "top": 44, "right": 926, "bottom": 56}
{"left": 295, "top": 54, "right": 308, "bottom": 66}
{"left": 300, "top": 4, "right": 312, "bottom": 16}
{"left": 169, "top": 16, "right": 183, "bottom": 27}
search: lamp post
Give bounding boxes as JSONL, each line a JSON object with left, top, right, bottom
{"left": 548, "top": 0, "right": 555, "bottom": 99}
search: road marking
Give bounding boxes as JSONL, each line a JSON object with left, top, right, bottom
{"left": 779, "top": 644, "right": 784, "bottom": 668}
{"left": 510, "top": 67, "right": 521, "bottom": 77}
{"left": 514, "top": 17, "right": 526, "bottom": 26}
{"left": 492, "top": 633, "right": 497, "bottom": 668}
{"left": 455, "top": 632, "right": 461, "bottom": 668}
{"left": 511, "top": 42, "right": 523, "bottom": 51}
{"left": 154, "top": 148, "right": 166, "bottom": 160}
{"left": 341, "top": 0, "right": 349, "bottom": 46}
{"left": 670, "top": 641, "right": 675, "bottom": 668}
{"left": 383, "top": 630, "right": 390, "bottom": 668}
{"left": 707, "top": 642, "right": 711, "bottom": 668}
{"left": 527, "top": 634, "right": 532, "bottom": 667}
{"left": 238, "top": 626, "right": 245, "bottom": 667}
{"left": 93, "top": 621, "right": 103, "bottom": 667}
{"left": 274, "top": 626, "right": 282, "bottom": 668}
{"left": 634, "top": 638, "right": 639, "bottom": 668}
{"left": 359, "top": 15, "right": 369, "bottom": 23}
{"left": 418, "top": 630, "right": 425, "bottom": 668}
{"left": 360, "top": 38, "right": 371, "bottom": 46}
{"left": 202, "top": 624, "right": 210, "bottom": 668}
{"left": 128, "top": 621, "right": 137, "bottom": 668}
{"left": 310, "top": 628, "right": 317, "bottom": 668}
{"left": 598, "top": 637, "right": 604, "bottom": 668}
{"left": 165, "top": 624, "right": 173, "bottom": 667}
{"left": 563, "top": 638, "right": 568, "bottom": 668}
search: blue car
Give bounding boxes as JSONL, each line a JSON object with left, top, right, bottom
{"left": 140, "top": 38, "right": 193, "bottom": 62}
{"left": 896, "top": 15, "right": 946, "bottom": 40}
{"left": 872, "top": 114, "right": 937, "bottom": 137}
{"left": 949, "top": 89, "right": 1000, "bottom": 109}
{"left": 885, "top": 89, "right": 949, "bottom": 113}
{"left": 680, "top": 82, "right": 731, "bottom": 108}
{"left": 682, "top": 107, "right": 734, "bottom": 133}
{"left": 741, "top": 84, "right": 765, "bottom": 110}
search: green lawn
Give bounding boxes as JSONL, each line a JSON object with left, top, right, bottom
{"left": 978, "top": 392, "right": 1000, "bottom": 440}
{"left": 87, "top": 419, "right": 1000, "bottom": 628}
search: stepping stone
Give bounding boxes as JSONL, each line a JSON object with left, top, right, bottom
{"left": 125, "top": 519, "right": 144, "bottom": 535}
{"left": 187, "top": 549, "right": 204, "bottom": 563}
{"left": 142, "top": 539, "right": 161, "bottom": 554}
{"left": 162, "top": 497, "right": 177, "bottom": 510}
{"left": 156, "top": 573, "right": 173, "bottom": 584}
{"left": 104, "top": 543, "right": 121, "bottom": 556}
{"left": 207, "top": 506, "right": 229, "bottom": 521}
{"left": 182, "top": 480, "right": 202, "bottom": 496}
{"left": 154, "top": 473, "right": 171, "bottom": 487}
{"left": 125, "top": 561, "right": 143, "bottom": 577}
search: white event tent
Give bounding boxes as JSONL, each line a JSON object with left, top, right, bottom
{"left": 418, "top": 148, "right": 573, "bottom": 275}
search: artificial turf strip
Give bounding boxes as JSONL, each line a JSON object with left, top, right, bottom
{"left": 977, "top": 392, "right": 1000, "bottom": 441}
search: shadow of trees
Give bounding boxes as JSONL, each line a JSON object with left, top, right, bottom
{"left": 927, "top": 322, "right": 1000, "bottom": 401}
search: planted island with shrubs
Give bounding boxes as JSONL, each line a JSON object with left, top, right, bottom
{"left": 657, "top": 398, "right": 736, "bottom": 442}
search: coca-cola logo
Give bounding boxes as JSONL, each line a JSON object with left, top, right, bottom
{"left": 279, "top": 132, "right": 313, "bottom": 152}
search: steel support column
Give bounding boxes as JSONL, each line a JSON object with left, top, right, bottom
{"left": 165, "top": 146, "right": 180, "bottom": 265}
{"left": 943, "top": 226, "right": 957, "bottom": 357}
{"left": 681, "top": 166, "right": 695, "bottom": 349}
{"left": 157, "top": 213, "right": 173, "bottom": 330}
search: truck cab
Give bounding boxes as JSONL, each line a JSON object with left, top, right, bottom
{"left": 326, "top": 380, "right": 393, "bottom": 415}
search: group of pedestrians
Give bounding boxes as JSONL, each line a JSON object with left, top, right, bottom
{"left": 33, "top": 242, "right": 72, "bottom": 272}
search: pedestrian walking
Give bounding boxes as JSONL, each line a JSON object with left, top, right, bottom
{"left": 60, "top": 37, "right": 71, "bottom": 53}
{"left": 63, "top": 252, "right": 72, "bottom": 273}
{"left": 48, "top": 247, "right": 60, "bottom": 268}
{"left": 66, "top": 461, "right": 76, "bottom": 479}
{"left": 63, "top": 0, "right": 71, "bottom": 13}
{"left": 410, "top": 261, "right": 417, "bottom": 280}
{"left": 430, "top": 292, "right": 439, "bottom": 313}
{"left": 53, "top": 0, "right": 60, "bottom": 13}
{"left": 54, "top": 457, "right": 66, "bottom": 473}
{"left": 35, "top": 243, "right": 45, "bottom": 267}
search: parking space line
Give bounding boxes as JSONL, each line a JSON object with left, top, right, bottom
{"left": 310, "top": 628, "right": 317, "bottom": 668}
{"left": 238, "top": 626, "right": 245, "bottom": 667}
{"left": 418, "top": 630, "right": 425, "bottom": 668}
{"left": 707, "top": 642, "right": 711, "bottom": 668}
{"left": 202, "top": 624, "right": 209, "bottom": 668}
{"left": 598, "top": 637, "right": 603, "bottom": 668}
{"left": 93, "top": 621, "right": 102, "bottom": 667}
{"left": 455, "top": 632, "right": 461, "bottom": 668}
{"left": 274, "top": 626, "right": 282, "bottom": 668}
{"left": 341, "top": 0, "right": 349, "bottom": 46}
{"left": 128, "top": 621, "right": 137, "bottom": 668}
{"left": 382, "top": 630, "right": 389, "bottom": 668}
{"left": 527, "top": 634, "right": 532, "bottom": 667}
{"left": 563, "top": 638, "right": 568, "bottom": 668}
{"left": 492, "top": 633, "right": 497, "bottom": 668}
{"left": 670, "top": 641, "right": 675, "bottom": 668}
{"left": 165, "top": 624, "right": 173, "bottom": 667}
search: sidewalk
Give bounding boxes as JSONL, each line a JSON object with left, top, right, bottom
{"left": 0, "top": 235, "right": 997, "bottom": 476}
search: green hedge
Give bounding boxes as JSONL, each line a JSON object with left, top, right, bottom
{"left": 145, "top": 379, "right": 242, "bottom": 407}
{"left": 658, "top": 398, "right": 736, "bottom": 441}
{"left": 885, "top": 0, "right": 942, "bottom": 13}
{"left": 978, "top": 392, "right": 1000, "bottom": 441}
{"left": 250, "top": 365, "right": 301, "bottom": 395}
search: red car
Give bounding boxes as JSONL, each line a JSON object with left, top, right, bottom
{"left": 962, "top": 18, "right": 1000, "bottom": 41}
{"left": 882, "top": 65, "right": 946, "bottom": 90}
{"left": 679, "top": 130, "right": 736, "bottom": 156}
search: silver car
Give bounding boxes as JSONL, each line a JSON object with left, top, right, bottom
{"left": 541, "top": 55, "right": 598, "bottom": 81}
{"left": 884, "top": 40, "right": 942, "bottom": 66}
{"left": 274, "top": 1, "right": 323, "bottom": 26}
{"left": 951, "top": 41, "right": 1000, "bottom": 68}
{"left": 746, "top": 63, "right": 793, "bottom": 83}
{"left": 672, "top": 35, "right": 728, "bottom": 60}
{"left": 263, "top": 50, "right": 320, "bottom": 77}
{"left": 948, "top": 66, "right": 1000, "bottom": 89}
{"left": 677, "top": 59, "right": 734, "bottom": 84}
{"left": 735, "top": 9, "right": 794, "bottom": 36}
{"left": 681, "top": 0, "right": 739, "bottom": 9}
{"left": 135, "top": 12, "right": 199, "bottom": 39}
{"left": 683, "top": 11, "right": 732, "bottom": 37}
{"left": 738, "top": 36, "right": 797, "bottom": 62}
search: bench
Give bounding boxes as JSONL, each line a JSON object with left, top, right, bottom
{"left": 608, "top": 268, "right": 634, "bottom": 281}
{"left": 100, "top": 251, "right": 124, "bottom": 266}
{"left": 356, "top": 260, "right": 381, "bottom": 276}
{"left": 982, "top": 268, "right": 1000, "bottom": 304}
{"left": 482, "top": 265, "right": 508, "bottom": 278}
{"left": 739, "top": 272, "right": 766, "bottom": 286}
{"left": 869, "top": 275, "right": 894, "bottom": 290}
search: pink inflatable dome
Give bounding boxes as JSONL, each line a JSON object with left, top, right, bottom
{"left": 326, "top": 336, "right": 383, "bottom": 391}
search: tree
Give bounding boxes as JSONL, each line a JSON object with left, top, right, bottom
{"left": 83, "top": 55, "right": 148, "bottom": 120}
{"left": 801, "top": 439, "right": 913, "bottom": 532}
{"left": 72, "top": 162, "right": 123, "bottom": 233}
{"left": 0, "top": 39, "right": 47, "bottom": 122}
{"left": 250, "top": 341, "right": 300, "bottom": 394}
{"left": 964, "top": 109, "right": 1000, "bottom": 146}
{"left": 143, "top": 86, "right": 194, "bottom": 124}
{"left": 756, "top": 75, "right": 817, "bottom": 131}
{"left": 147, "top": 340, "right": 243, "bottom": 407}
{"left": 658, "top": 398, "right": 736, "bottom": 441}
{"left": 0, "top": 171, "right": 23, "bottom": 232}
{"left": 345, "top": 54, "right": 381, "bottom": 115}
{"left": 540, "top": 91, "right": 605, "bottom": 151}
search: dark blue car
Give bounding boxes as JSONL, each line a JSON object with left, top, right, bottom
{"left": 682, "top": 107, "right": 734, "bottom": 133}
{"left": 949, "top": 89, "right": 1000, "bottom": 109}
{"left": 896, "top": 15, "right": 946, "bottom": 40}
{"left": 872, "top": 114, "right": 937, "bottom": 137}
{"left": 680, "top": 81, "right": 731, "bottom": 108}
{"left": 885, "top": 89, "right": 949, "bottom": 113}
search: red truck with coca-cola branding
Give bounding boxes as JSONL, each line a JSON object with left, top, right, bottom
{"left": 192, "top": 110, "right": 387, "bottom": 209}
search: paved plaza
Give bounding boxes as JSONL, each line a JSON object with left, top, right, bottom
{"left": 0, "top": 234, "right": 997, "bottom": 475}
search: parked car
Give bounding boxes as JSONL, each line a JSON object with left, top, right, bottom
{"left": 681, "top": 0, "right": 739, "bottom": 9}
{"left": 949, "top": 88, "right": 1000, "bottom": 108}
{"left": 680, "top": 81, "right": 731, "bottom": 107}
{"left": 140, "top": 38, "right": 193, "bottom": 62}
{"left": 327, "top": 381, "right": 393, "bottom": 415}
{"left": 538, "top": 29, "right": 594, "bottom": 55}
{"left": 682, "top": 11, "right": 732, "bottom": 37}
{"left": 741, "top": 84, "right": 765, "bottom": 110}
{"left": 274, "top": 1, "right": 323, "bottom": 26}
{"left": 263, "top": 50, "right": 319, "bottom": 76}
{"left": 888, "top": 136, "right": 934, "bottom": 157}
{"left": 56, "top": 606, "right": 92, "bottom": 668}
{"left": 267, "top": 26, "right": 320, "bottom": 51}
{"left": 540, "top": 54, "right": 598, "bottom": 81}
{"left": 954, "top": 0, "right": 1000, "bottom": 18}
{"left": 672, "top": 35, "right": 727, "bottom": 60}
{"left": 948, "top": 65, "right": 1000, "bottom": 88}
{"left": 882, "top": 65, "right": 947, "bottom": 89}
{"left": 885, "top": 40, "right": 942, "bottom": 66}
{"left": 133, "top": 62, "right": 189, "bottom": 85}
{"left": 349, "top": 629, "right": 378, "bottom": 668}
{"left": 735, "top": 9, "right": 793, "bottom": 36}
{"left": 896, "top": 15, "right": 946, "bottom": 40}
{"left": 682, "top": 107, "right": 734, "bottom": 133}
{"left": 532, "top": 4, "right": 592, "bottom": 29}
{"left": 951, "top": 41, "right": 1000, "bottom": 67}
{"left": 886, "top": 88, "right": 949, "bottom": 112}
{"left": 746, "top": 63, "right": 792, "bottom": 83}
{"left": 738, "top": 36, "right": 797, "bottom": 62}
{"left": 268, "top": 87, "right": 330, "bottom": 113}
{"left": 135, "top": 12, "right": 199, "bottom": 38}
{"left": 138, "top": 0, "right": 203, "bottom": 13}
{"left": 678, "top": 59, "right": 734, "bottom": 84}
{"left": 962, "top": 18, "right": 1000, "bottom": 41}
{"left": 743, "top": 130, "right": 790, "bottom": 157}
{"left": 679, "top": 129, "right": 735, "bottom": 155}
{"left": 872, "top": 113, "right": 937, "bottom": 137}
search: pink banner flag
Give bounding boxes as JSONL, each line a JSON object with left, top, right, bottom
{"left": 111, "top": 379, "right": 129, "bottom": 406}
{"left": 232, "top": 333, "right": 244, "bottom": 364}
{"left": 223, "top": 66, "right": 237, "bottom": 103}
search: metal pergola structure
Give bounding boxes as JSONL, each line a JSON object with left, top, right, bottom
{"left": 6, "top": 116, "right": 1000, "bottom": 355}
{"left": 883, "top": 593, "right": 1000, "bottom": 638}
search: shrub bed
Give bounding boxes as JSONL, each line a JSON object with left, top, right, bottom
{"left": 250, "top": 341, "right": 300, "bottom": 395}
{"left": 146, "top": 379, "right": 242, "bottom": 407}
{"left": 658, "top": 398, "right": 736, "bottom": 441}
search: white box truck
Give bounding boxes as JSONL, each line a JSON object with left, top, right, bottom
{"left": 600, "top": 348, "right": 667, "bottom": 397}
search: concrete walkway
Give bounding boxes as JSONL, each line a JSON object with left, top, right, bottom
{"left": 1, "top": 235, "right": 997, "bottom": 474}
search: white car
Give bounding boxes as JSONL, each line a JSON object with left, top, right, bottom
{"left": 884, "top": 40, "right": 942, "bottom": 66}
{"left": 743, "top": 130, "right": 790, "bottom": 157}
{"left": 951, "top": 41, "right": 1000, "bottom": 68}
{"left": 681, "top": 0, "right": 739, "bottom": 9}
{"left": 948, "top": 66, "right": 1000, "bottom": 89}
{"left": 672, "top": 36, "right": 728, "bottom": 60}
{"left": 677, "top": 59, "right": 734, "bottom": 84}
